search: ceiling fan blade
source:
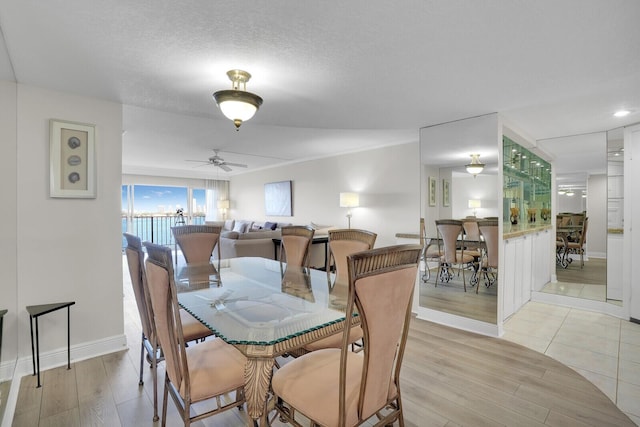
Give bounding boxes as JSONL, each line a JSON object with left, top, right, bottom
{"left": 222, "top": 162, "right": 248, "bottom": 168}
{"left": 186, "top": 159, "right": 210, "bottom": 163}
{"left": 219, "top": 164, "right": 232, "bottom": 172}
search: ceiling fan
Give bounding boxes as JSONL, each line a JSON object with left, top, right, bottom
{"left": 186, "top": 149, "right": 248, "bottom": 172}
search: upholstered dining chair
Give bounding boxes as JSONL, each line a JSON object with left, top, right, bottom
{"left": 435, "top": 219, "right": 475, "bottom": 291}
{"left": 279, "top": 225, "right": 315, "bottom": 268}
{"left": 567, "top": 217, "right": 588, "bottom": 268}
{"left": 143, "top": 241, "right": 247, "bottom": 427}
{"left": 301, "top": 229, "right": 377, "bottom": 353}
{"left": 271, "top": 244, "right": 422, "bottom": 427}
{"left": 171, "top": 224, "right": 222, "bottom": 263}
{"left": 123, "top": 233, "right": 213, "bottom": 422}
{"left": 420, "top": 218, "right": 442, "bottom": 283}
{"left": 476, "top": 220, "right": 499, "bottom": 293}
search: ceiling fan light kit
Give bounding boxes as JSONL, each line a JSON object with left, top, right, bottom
{"left": 213, "top": 69, "right": 263, "bottom": 130}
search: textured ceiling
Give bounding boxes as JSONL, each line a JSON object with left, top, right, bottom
{"left": 1, "top": 0, "right": 639, "bottom": 177}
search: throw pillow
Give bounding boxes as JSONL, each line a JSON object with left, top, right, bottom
{"left": 224, "top": 219, "right": 235, "bottom": 231}
{"left": 251, "top": 223, "right": 263, "bottom": 231}
{"left": 264, "top": 221, "right": 277, "bottom": 230}
{"left": 233, "top": 221, "right": 247, "bottom": 233}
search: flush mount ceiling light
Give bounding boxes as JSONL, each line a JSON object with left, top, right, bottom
{"left": 566, "top": 189, "right": 575, "bottom": 196}
{"left": 614, "top": 110, "right": 630, "bottom": 117}
{"left": 465, "top": 154, "right": 485, "bottom": 177}
{"left": 213, "top": 70, "right": 263, "bottom": 130}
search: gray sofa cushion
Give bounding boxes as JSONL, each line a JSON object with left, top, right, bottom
{"left": 221, "top": 230, "right": 240, "bottom": 239}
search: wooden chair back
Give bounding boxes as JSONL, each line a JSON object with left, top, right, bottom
{"left": 341, "top": 244, "right": 421, "bottom": 423}
{"left": 171, "top": 224, "right": 221, "bottom": 263}
{"left": 280, "top": 225, "right": 315, "bottom": 267}
{"left": 123, "top": 233, "right": 154, "bottom": 343}
{"left": 327, "top": 229, "right": 377, "bottom": 285}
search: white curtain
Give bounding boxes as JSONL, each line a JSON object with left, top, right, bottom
{"left": 205, "top": 179, "right": 230, "bottom": 221}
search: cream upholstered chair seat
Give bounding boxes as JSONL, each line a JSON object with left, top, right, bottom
{"left": 301, "top": 326, "right": 364, "bottom": 352}
{"left": 272, "top": 244, "right": 421, "bottom": 427}
{"left": 179, "top": 339, "right": 245, "bottom": 401}
{"left": 272, "top": 349, "right": 368, "bottom": 427}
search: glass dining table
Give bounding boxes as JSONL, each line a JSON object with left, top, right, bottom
{"left": 174, "top": 256, "right": 351, "bottom": 425}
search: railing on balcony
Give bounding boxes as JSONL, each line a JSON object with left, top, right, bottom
{"left": 121, "top": 214, "right": 206, "bottom": 248}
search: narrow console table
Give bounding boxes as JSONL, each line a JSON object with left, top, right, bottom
{"left": 26, "top": 301, "right": 75, "bottom": 388}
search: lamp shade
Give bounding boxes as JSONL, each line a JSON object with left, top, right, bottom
{"left": 465, "top": 154, "right": 485, "bottom": 176}
{"left": 213, "top": 70, "right": 263, "bottom": 130}
{"left": 219, "top": 199, "right": 230, "bottom": 209}
{"left": 339, "top": 192, "right": 359, "bottom": 208}
{"left": 468, "top": 199, "right": 481, "bottom": 209}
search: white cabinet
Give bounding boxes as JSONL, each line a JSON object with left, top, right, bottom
{"left": 607, "top": 233, "right": 623, "bottom": 300}
{"left": 502, "top": 230, "right": 552, "bottom": 320}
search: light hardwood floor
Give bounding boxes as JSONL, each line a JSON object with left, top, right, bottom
{"left": 9, "top": 259, "right": 636, "bottom": 426}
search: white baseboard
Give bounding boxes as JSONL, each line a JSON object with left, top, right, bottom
{"left": 1, "top": 334, "right": 127, "bottom": 427}
{"left": 414, "top": 308, "right": 501, "bottom": 337}
{"left": 15, "top": 334, "right": 127, "bottom": 377}
{"left": 0, "top": 361, "right": 15, "bottom": 383}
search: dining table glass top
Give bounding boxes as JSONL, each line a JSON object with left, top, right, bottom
{"left": 175, "top": 257, "right": 347, "bottom": 346}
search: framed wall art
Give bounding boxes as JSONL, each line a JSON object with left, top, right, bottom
{"left": 264, "top": 180, "right": 292, "bottom": 216}
{"left": 428, "top": 176, "right": 436, "bottom": 207}
{"left": 50, "top": 119, "right": 96, "bottom": 198}
{"left": 442, "top": 179, "right": 450, "bottom": 207}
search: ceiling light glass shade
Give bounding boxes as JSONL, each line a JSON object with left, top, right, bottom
{"left": 566, "top": 190, "right": 575, "bottom": 196}
{"left": 339, "top": 192, "right": 359, "bottom": 208}
{"left": 614, "top": 110, "right": 630, "bottom": 117}
{"left": 558, "top": 189, "right": 566, "bottom": 195}
{"left": 213, "top": 70, "right": 263, "bottom": 130}
{"left": 465, "top": 154, "right": 485, "bottom": 176}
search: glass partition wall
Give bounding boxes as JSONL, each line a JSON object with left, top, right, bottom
{"left": 503, "top": 136, "right": 552, "bottom": 227}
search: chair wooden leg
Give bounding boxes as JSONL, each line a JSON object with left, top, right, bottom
{"left": 161, "top": 374, "right": 169, "bottom": 427}
{"left": 138, "top": 334, "right": 145, "bottom": 386}
{"left": 151, "top": 346, "right": 159, "bottom": 422}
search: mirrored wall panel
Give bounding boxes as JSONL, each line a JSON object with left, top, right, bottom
{"left": 419, "top": 114, "right": 499, "bottom": 324}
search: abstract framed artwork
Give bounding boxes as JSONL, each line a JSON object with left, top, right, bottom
{"left": 49, "top": 119, "right": 96, "bottom": 198}
{"left": 443, "top": 179, "right": 450, "bottom": 207}
{"left": 265, "top": 180, "right": 293, "bottom": 216}
{"left": 428, "top": 176, "right": 436, "bottom": 207}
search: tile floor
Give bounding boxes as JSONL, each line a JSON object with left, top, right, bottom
{"left": 502, "top": 301, "right": 640, "bottom": 425}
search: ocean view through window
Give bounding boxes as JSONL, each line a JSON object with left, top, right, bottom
{"left": 121, "top": 184, "right": 206, "bottom": 247}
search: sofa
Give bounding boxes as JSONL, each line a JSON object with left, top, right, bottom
{"left": 206, "top": 219, "right": 332, "bottom": 267}
{"left": 206, "top": 219, "right": 291, "bottom": 260}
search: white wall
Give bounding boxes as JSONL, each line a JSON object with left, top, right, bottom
{"left": 557, "top": 193, "right": 585, "bottom": 213}
{"left": 229, "top": 143, "right": 420, "bottom": 248}
{"left": 0, "top": 81, "right": 18, "bottom": 372}
{"left": 15, "top": 85, "right": 125, "bottom": 362}
{"left": 451, "top": 173, "right": 499, "bottom": 219}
